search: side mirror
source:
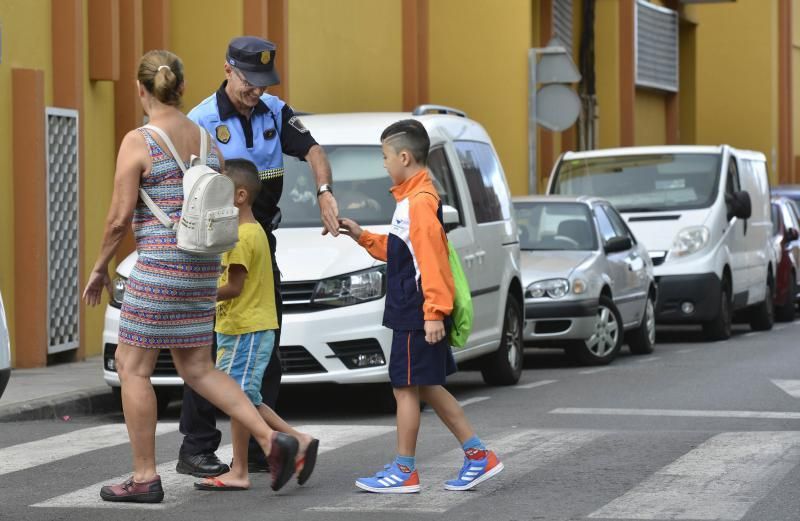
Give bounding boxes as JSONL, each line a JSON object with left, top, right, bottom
{"left": 442, "top": 205, "right": 460, "bottom": 233}
{"left": 727, "top": 190, "right": 752, "bottom": 220}
{"left": 788, "top": 228, "right": 799, "bottom": 241}
{"left": 605, "top": 236, "right": 632, "bottom": 254}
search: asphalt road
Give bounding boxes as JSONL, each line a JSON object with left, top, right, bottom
{"left": 3, "top": 321, "right": 800, "bottom": 521}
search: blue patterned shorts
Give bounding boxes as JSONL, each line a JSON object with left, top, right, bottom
{"left": 215, "top": 330, "right": 275, "bottom": 406}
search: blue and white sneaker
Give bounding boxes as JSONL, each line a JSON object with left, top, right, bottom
{"left": 355, "top": 462, "right": 421, "bottom": 494}
{"left": 444, "top": 450, "right": 504, "bottom": 491}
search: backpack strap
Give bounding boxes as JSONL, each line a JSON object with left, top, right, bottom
{"left": 142, "top": 124, "right": 187, "bottom": 174}
{"left": 138, "top": 188, "right": 176, "bottom": 230}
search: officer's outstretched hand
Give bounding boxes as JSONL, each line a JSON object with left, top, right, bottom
{"left": 319, "top": 192, "right": 340, "bottom": 236}
{"left": 338, "top": 217, "right": 363, "bottom": 241}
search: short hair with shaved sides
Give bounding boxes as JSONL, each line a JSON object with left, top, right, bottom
{"left": 380, "top": 119, "right": 430, "bottom": 166}
{"left": 224, "top": 158, "right": 261, "bottom": 205}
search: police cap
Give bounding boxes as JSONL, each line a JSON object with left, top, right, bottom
{"left": 226, "top": 36, "right": 280, "bottom": 87}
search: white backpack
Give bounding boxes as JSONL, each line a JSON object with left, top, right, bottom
{"left": 139, "top": 124, "right": 239, "bottom": 255}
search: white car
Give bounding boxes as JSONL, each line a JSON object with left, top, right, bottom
{"left": 548, "top": 146, "right": 776, "bottom": 341}
{"left": 0, "top": 290, "right": 11, "bottom": 400}
{"left": 103, "top": 105, "right": 524, "bottom": 410}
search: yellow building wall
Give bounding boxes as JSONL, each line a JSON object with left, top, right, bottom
{"left": 692, "top": 0, "right": 779, "bottom": 180}
{"left": 634, "top": 90, "right": 667, "bottom": 146}
{"left": 0, "top": 0, "right": 54, "bottom": 364}
{"left": 428, "top": 0, "right": 533, "bottom": 196}
{"left": 170, "top": 0, "right": 243, "bottom": 112}
{"left": 793, "top": 0, "right": 800, "bottom": 175}
{"left": 288, "top": 0, "right": 402, "bottom": 113}
{"left": 593, "top": 0, "right": 620, "bottom": 150}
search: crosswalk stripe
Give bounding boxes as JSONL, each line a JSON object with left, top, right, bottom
{"left": 514, "top": 379, "right": 558, "bottom": 389}
{"left": 309, "top": 428, "right": 606, "bottom": 513}
{"left": 0, "top": 422, "right": 179, "bottom": 477}
{"left": 31, "top": 424, "right": 394, "bottom": 509}
{"left": 550, "top": 407, "right": 800, "bottom": 420}
{"left": 771, "top": 379, "right": 800, "bottom": 398}
{"left": 588, "top": 431, "right": 800, "bottom": 520}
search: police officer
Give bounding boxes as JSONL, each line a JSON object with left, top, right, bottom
{"left": 175, "top": 36, "right": 339, "bottom": 478}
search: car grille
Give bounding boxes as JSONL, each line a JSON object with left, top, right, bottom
{"left": 281, "top": 281, "right": 317, "bottom": 313}
{"left": 153, "top": 350, "right": 176, "bottom": 376}
{"left": 279, "top": 345, "right": 327, "bottom": 374}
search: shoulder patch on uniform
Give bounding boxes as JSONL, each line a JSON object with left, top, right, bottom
{"left": 288, "top": 115, "right": 309, "bottom": 134}
{"left": 215, "top": 124, "right": 231, "bottom": 144}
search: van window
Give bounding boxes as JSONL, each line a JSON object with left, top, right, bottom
{"left": 427, "top": 147, "right": 463, "bottom": 224}
{"left": 455, "top": 141, "right": 512, "bottom": 223}
{"left": 551, "top": 154, "right": 721, "bottom": 212}
{"left": 726, "top": 157, "right": 741, "bottom": 195}
{"left": 282, "top": 147, "right": 394, "bottom": 227}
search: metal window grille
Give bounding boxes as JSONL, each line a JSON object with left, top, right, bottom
{"left": 635, "top": 0, "right": 679, "bottom": 92}
{"left": 46, "top": 108, "right": 80, "bottom": 354}
{"left": 553, "top": 0, "right": 574, "bottom": 54}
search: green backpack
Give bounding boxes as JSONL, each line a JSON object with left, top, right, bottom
{"left": 447, "top": 242, "right": 473, "bottom": 349}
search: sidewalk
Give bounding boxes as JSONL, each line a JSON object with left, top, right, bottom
{"left": 0, "top": 356, "right": 116, "bottom": 421}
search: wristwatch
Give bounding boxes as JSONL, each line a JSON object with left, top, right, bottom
{"left": 317, "top": 183, "right": 333, "bottom": 197}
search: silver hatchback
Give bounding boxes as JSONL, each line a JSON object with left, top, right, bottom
{"left": 514, "top": 196, "right": 657, "bottom": 365}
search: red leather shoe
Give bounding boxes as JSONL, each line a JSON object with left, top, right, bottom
{"left": 100, "top": 475, "right": 164, "bottom": 503}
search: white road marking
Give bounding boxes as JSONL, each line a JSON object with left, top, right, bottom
{"left": 771, "top": 379, "right": 800, "bottom": 398}
{"left": 579, "top": 367, "right": 613, "bottom": 375}
{"left": 0, "top": 422, "right": 179, "bottom": 477}
{"left": 310, "top": 428, "right": 605, "bottom": 513}
{"left": 675, "top": 348, "right": 694, "bottom": 354}
{"left": 31, "top": 424, "right": 395, "bottom": 509}
{"left": 635, "top": 356, "right": 661, "bottom": 363}
{"left": 457, "top": 396, "right": 490, "bottom": 407}
{"left": 550, "top": 407, "right": 800, "bottom": 420}
{"left": 514, "top": 379, "right": 558, "bottom": 389}
{"left": 588, "top": 431, "right": 800, "bottom": 520}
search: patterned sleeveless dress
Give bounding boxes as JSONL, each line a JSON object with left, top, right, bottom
{"left": 118, "top": 127, "right": 222, "bottom": 349}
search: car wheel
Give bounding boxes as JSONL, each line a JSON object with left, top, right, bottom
{"left": 703, "top": 278, "right": 732, "bottom": 341}
{"left": 749, "top": 275, "right": 775, "bottom": 331}
{"left": 775, "top": 272, "right": 796, "bottom": 322}
{"left": 567, "top": 295, "right": 623, "bottom": 366}
{"left": 627, "top": 294, "right": 656, "bottom": 355}
{"left": 481, "top": 297, "right": 523, "bottom": 386}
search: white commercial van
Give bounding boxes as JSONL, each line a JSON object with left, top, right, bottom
{"left": 548, "top": 146, "right": 775, "bottom": 340}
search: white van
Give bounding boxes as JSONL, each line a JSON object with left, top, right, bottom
{"left": 548, "top": 145, "right": 775, "bottom": 340}
{"left": 102, "top": 106, "right": 525, "bottom": 411}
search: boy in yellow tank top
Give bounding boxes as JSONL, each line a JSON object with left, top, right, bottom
{"left": 194, "top": 159, "right": 319, "bottom": 492}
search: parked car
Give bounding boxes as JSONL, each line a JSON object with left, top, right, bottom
{"left": 514, "top": 196, "right": 656, "bottom": 365}
{"left": 771, "top": 196, "right": 800, "bottom": 321}
{"left": 102, "top": 105, "right": 525, "bottom": 411}
{"left": 772, "top": 185, "right": 800, "bottom": 206}
{"left": 548, "top": 145, "right": 776, "bottom": 341}
{"left": 0, "top": 290, "right": 11, "bottom": 400}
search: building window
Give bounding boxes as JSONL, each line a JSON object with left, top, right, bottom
{"left": 635, "top": 0, "right": 679, "bottom": 92}
{"left": 553, "top": 0, "right": 574, "bottom": 54}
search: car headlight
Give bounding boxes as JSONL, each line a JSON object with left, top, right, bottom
{"left": 670, "top": 226, "right": 710, "bottom": 258}
{"left": 526, "top": 278, "right": 570, "bottom": 299}
{"left": 311, "top": 266, "right": 386, "bottom": 307}
{"left": 111, "top": 276, "right": 127, "bottom": 309}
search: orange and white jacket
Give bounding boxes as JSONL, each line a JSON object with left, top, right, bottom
{"left": 358, "top": 170, "right": 455, "bottom": 330}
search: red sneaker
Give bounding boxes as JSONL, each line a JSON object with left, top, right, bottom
{"left": 100, "top": 475, "right": 164, "bottom": 503}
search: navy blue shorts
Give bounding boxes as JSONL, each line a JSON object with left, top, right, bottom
{"left": 389, "top": 329, "right": 457, "bottom": 388}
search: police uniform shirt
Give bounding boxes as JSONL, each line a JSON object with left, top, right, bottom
{"left": 188, "top": 81, "right": 317, "bottom": 229}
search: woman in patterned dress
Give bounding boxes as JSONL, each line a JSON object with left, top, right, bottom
{"left": 82, "top": 50, "right": 297, "bottom": 503}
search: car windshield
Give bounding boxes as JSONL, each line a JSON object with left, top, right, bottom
{"left": 551, "top": 154, "right": 721, "bottom": 212}
{"left": 281, "top": 146, "right": 394, "bottom": 227}
{"left": 514, "top": 202, "right": 598, "bottom": 251}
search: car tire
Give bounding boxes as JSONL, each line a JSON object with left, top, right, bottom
{"left": 480, "top": 297, "right": 523, "bottom": 386}
{"left": 775, "top": 272, "right": 796, "bottom": 322}
{"left": 749, "top": 275, "right": 775, "bottom": 331}
{"left": 703, "top": 279, "right": 732, "bottom": 341}
{"left": 627, "top": 294, "right": 656, "bottom": 355}
{"left": 567, "top": 295, "right": 623, "bottom": 366}
{"left": 112, "top": 386, "right": 173, "bottom": 418}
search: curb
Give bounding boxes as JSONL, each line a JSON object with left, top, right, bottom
{"left": 0, "top": 386, "right": 118, "bottom": 422}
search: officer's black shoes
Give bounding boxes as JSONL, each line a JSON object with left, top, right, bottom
{"left": 175, "top": 452, "right": 230, "bottom": 478}
{"left": 247, "top": 448, "right": 271, "bottom": 473}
